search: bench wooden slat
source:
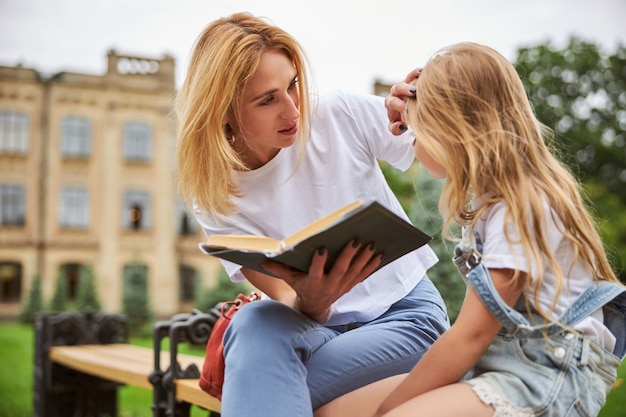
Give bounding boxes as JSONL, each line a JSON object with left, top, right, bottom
{"left": 49, "top": 343, "right": 220, "bottom": 412}
{"left": 50, "top": 344, "right": 156, "bottom": 389}
{"left": 176, "top": 379, "right": 221, "bottom": 412}
{"left": 49, "top": 344, "right": 204, "bottom": 389}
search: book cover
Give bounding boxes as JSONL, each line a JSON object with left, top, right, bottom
{"left": 199, "top": 200, "right": 431, "bottom": 277}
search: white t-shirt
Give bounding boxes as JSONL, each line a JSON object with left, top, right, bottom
{"left": 471, "top": 199, "right": 615, "bottom": 350}
{"left": 195, "top": 91, "right": 438, "bottom": 326}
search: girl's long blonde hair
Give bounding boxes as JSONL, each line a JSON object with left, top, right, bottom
{"left": 175, "top": 12, "right": 311, "bottom": 219}
{"left": 406, "top": 42, "right": 619, "bottom": 318}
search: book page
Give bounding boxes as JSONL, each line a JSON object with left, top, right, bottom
{"left": 281, "top": 199, "right": 364, "bottom": 249}
{"left": 203, "top": 234, "right": 282, "bottom": 253}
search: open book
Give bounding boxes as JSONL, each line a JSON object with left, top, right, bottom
{"left": 199, "top": 199, "right": 432, "bottom": 277}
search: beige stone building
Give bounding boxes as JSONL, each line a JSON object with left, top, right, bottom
{"left": 0, "top": 50, "right": 223, "bottom": 319}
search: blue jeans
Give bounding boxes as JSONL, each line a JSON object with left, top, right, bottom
{"left": 220, "top": 278, "right": 449, "bottom": 417}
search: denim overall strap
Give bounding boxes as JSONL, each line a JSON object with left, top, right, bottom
{"left": 558, "top": 281, "right": 626, "bottom": 329}
{"left": 560, "top": 281, "right": 626, "bottom": 359}
{"left": 453, "top": 232, "right": 626, "bottom": 351}
{"left": 454, "top": 238, "right": 536, "bottom": 336}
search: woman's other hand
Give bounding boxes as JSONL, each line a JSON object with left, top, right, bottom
{"left": 261, "top": 240, "right": 382, "bottom": 322}
{"left": 385, "top": 68, "right": 421, "bottom": 135}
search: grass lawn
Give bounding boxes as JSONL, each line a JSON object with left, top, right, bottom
{"left": 0, "top": 321, "right": 208, "bottom": 417}
{"left": 1, "top": 321, "right": 625, "bottom": 416}
{"left": 0, "top": 322, "right": 33, "bottom": 417}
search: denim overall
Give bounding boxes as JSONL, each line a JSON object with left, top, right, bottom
{"left": 453, "top": 234, "right": 626, "bottom": 417}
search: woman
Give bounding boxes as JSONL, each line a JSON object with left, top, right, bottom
{"left": 316, "top": 42, "right": 626, "bottom": 417}
{"left": 175, "top": 12, "right": 449, "bottom": 417}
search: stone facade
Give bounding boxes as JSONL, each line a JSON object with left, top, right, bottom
{"left": 0, "top": 51, "right": 223, "bottom": 318}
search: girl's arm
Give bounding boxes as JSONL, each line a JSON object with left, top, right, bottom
{"left": 375, "top": 268, "right": 525, "bottom": 416}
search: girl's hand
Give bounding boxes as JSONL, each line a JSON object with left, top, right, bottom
{"left": 261, "top": 240, "right": 382, "bottom": 322}
{"left": 385, "top": 68, "right": 421, "bottom": 135}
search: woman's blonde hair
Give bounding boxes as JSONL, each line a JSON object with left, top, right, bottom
{"left": 175, "top": 12, "right": 312, "bottom": 219}
{"left": 406, "top": 42, "right": 619, "bottom": 318}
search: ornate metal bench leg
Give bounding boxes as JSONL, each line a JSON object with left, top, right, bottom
{"left": 151, "top": 309, "right": 220, "bottom": 417}
{"left": 151, "top": 313, "right": 192, "bottom": 417}
{"left": 33, "top": 309, "right": 127, "bottom": 417}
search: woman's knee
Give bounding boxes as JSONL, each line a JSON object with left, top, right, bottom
{"left": 228, "top": 299, "right": 303, "bottom": 335}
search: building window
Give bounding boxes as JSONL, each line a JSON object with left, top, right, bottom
{"left": 0, "top": 262, "right": 22, "bottom": 302}
{"left": 60, "top": 263, "right": 82, "bottom": 301}
{"left": 176, "top": 201, "right": 197, "bottom": 236}
{"left": 0, "top": 111, "right": 29, "bottom": 154}
{"left": 61, "top": 116, "right": 91, "bottom": 158}
{"left": 179, "top": 265, "right": 197, "bottom": 302}
{"left": 123, "top": 190, "right": 151, "bottom": 230}
{"left": 123, "top": 121, "right": 152, "bottom": 161}
{"left": 59, "top": 187, "right": 89, "bottom": 229}
{"left": 0, "top": 184, "right": 25, "bottom": 226}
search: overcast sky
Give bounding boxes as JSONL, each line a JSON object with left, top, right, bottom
{"left": 1, "top": 0, "right": 624, "bottom": 95}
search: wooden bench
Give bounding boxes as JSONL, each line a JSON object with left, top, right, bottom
{"left": 34, "top": 308, "right": 222, "bottom": 417}
{"left": 48, "top": 344, "right": 222, "bottom": 412}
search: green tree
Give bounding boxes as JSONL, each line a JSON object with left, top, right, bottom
{"left": 75, "top": 265, "right": 101, "bottom": 311}
{"left": 585, "top": 180, "right": 626, "bottom": 279}
{"left": 122, "top": 264, "right": 154, "bottom": 336}
{"left": 515, "top": 37, "right": 626, "bottom": 201}
{"left": 18, "top": 275, "right": 44, "bottom": 324}
{"left": 408, "top": 169, "right": 465, "bottom": 322}
{"left": 514, "top": 37, "right": 626, "bottom": 281}
{"left": 49, "top": 273, "right": 69, "bottom": 312}
{"left": 195, "top": 268, "right": 253, "bottom": 313}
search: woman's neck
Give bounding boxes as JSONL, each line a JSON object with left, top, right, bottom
{"left": 233, "top": 140, "right": 280, "bottom": 170}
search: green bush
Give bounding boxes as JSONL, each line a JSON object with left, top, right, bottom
{"left": 407, "top": 170, "right": 465, "bottom": 323}
{"left": 18, "top": 275, "right": 43, "bottom": 324}
{"left": 75, "top": 265, "right": 102, "bottom": 312}
{"left": 122, "top": 264, "right": 154, "bottom": 337}
{"left": 194, "top": 268, "right": 253, "bottom": 313}
{"left": 49, "top": 273, "right": 69, "bottom": 312}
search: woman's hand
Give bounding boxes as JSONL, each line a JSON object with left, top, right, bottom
{"left": 385, "top": 68, "right": 421, "bottom": 135}
{"left": 261, "top": 241, "right": 382, "bottom": 322}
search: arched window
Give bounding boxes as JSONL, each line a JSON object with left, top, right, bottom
{"left": 0, "top": 262, "right": 22, "bottom": 302}
{"left": 179, "top": 265, "right": 197, "bottom": 302}
{"left": 60, "top": 263, "right": 82, "bottom": 301}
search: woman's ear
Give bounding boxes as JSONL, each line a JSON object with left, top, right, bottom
{"left": 223, "top": 107, "right": 235, "bottom": 126}
{"left": 223, "top": 111, "right": 235, "bottom": 142}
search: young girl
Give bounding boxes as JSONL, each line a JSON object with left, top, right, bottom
{"left": 175, "top": 13, "right": 448, "bottom": 417}
{"left": 316, "top": 42, "right": 626, "bottom": 417}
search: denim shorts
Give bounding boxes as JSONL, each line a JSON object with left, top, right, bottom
{"left": 462, "top": 330, "right": 621, "bottom": 416}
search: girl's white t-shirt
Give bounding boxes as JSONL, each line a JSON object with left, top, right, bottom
{"left": 472, "top": 200, "right": 616, "bottom": 351}
{"left": 195, "top": 91, "right": 438, "bottom": 326}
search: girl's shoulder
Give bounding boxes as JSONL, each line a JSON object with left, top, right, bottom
{"left": 475, "top": 197, "right": 565, "bottom": 251}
